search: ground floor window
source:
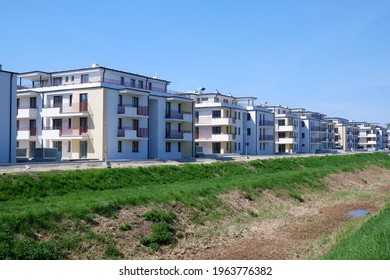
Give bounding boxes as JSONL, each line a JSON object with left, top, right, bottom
{"left": 166, "top": 142, "right": 171, "bottom": 152}
{"left": 132, "top": 141, "right": 139, "bottom": 153}
{"left": 118, "top": 141, "right": 122, "bottom": 153}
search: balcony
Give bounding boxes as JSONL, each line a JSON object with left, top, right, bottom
{"left": 259, "top": 120, "right": 274, "bottom": 127}
{"left": 17, "top": 107, "right": 38, "bottom": 119}
{"left": 276, "top": 137, "right": 296, "bottom": 144}
{"left": 42, "top": 126, "right": 88, "bottom": 139}
{"left": 17, "top": 128, "right": 37, "bottom": 140}
{"left": 118, "top": 104, "right": 149, "bottom": 117}
{"left": 165, "top": 130, "right": 192, "bottom": 141}
{"left": 42, "top": 102, "right": 89, "bottom": 117}
{"left": 259, "top": 135, "right": 274, "bottom": 141}
{"left": 166, "top": 110, "right": 192, "bottom": 122}
{"left": 275, "top": 125, "right": 297, "bottom": 132}
{"left": 196, "top": 133, "right": 236, "bottom": 142}
{"left": 196, "top": 117, "right": 235, "bottom": 126}
{"left": 117, "top": 127, "right": 148, "bottom": 139}
{"left": 311, "top": 137, "right": 321, "bottom": 143}
{"left": 17, "top": 77, "right": 167, "bottom": 93}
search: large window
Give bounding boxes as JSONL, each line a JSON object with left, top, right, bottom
{"left": 212, "top": 126, "right": 222, "bottom": 134}
{"left": 212, "top": 110, "right": 221, "bottom": 118}
{"left": 132, "top": 141, "right": 139, "bottom": 153}
{"left": 30, "top": 97, "right": 37, "bottom": 108}
{"left": 166, "top": 142, "right": 171, "bottom": 152}
{"left": 81, "top": 74, "right": 89, "bottom": 83}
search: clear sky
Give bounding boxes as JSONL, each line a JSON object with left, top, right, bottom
{"left": 1, "top": 0, "right": 390, "bottom": 125}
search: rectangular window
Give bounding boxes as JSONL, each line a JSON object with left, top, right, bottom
{"left": 148, "top": 82, "right": 152, "bottom": 90}
{"left": 238, "top": 127, "right": 241, "bottom": 135}
{"left": 132, "top": 141, "right": 139, "bottom": 153}
{"left": 16, "top": 120, "right": 19, "bottom": 130}
{"left": 71, "top": 76, "right": 74, "bottom": 82}
{"left": 65, "top": 76, "right": 69, "bottom": 82}
{"left": 302, "top": 133, "right": 305, "bottom": 139}
{"left": 53, "top": 77, "right": 62, "bottom": 86}
{"left": 238, "top": 142, "right": 241, "bottom": 150}
{"left": 81, "top": 74, "right": 89, "bottom": 83}
{"left": 178, "top": 142, "right": 181, "bottom": 152}
{"left": 301, "top": 121, "right": 305, "bottom": 127}
{"left": 118, "top": 141, "right": 122, "bottom": 153}
{"left": 201, "top": 97, "right": 208, "bottom": 101}
{"left": 238, "top": 112, "right": 241, "bottom": 120}
{"left": 68, "top": 118, "right": 72, "bottom": 129}
{"left": 30, "top": 97, "right": 37, "bottom": 109}
{"left": 67, "top": 141, "right": 71, "bottom": 153}
{"left": 166, "top": 142, "right": 171, "bottom": 152}
{"left": 247, "top": 113, "right": 251, "bottom": 121}
{"left": 138, "top": 80, "right": 144, "bottom": 89}
{"left": 212, "top": 110, "right": 221, "bottom": 118}
{"left": 118, "top": 94, "right": 123, "bottom": 106}
{"left": 118, "top": 118, "right": 122, "bottom": 129}
{"left": 53, "top": 141, "right": 62, "bottom": 153}
{"left": 212, "top": 126, "right": 222, "bottom": 134}
{"left": 247, "top": 128, "right": 251, "bottom": 136}
{"left": 130, "top": 79, "right": 135, "bottom": 87}
{"left": 120, "top": 77, "right": 125, "bottom": 85}
{"left": 178, "top": 103, "right": 182, "bottom": 113}
{"left": 16, "top": 141, "right": 19, "bottom": 148}
{"left": 178, "top": 123, "right": 181, "bottom": 132}
{"left": 69, "top": 95, "right": 73, "bottom": 106}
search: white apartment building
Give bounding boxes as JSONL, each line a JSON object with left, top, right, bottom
{"left": 355, "top": 122, "right": 388, "bottom": 150}
{"left": 325, "top": 117, "right": 359, "bottom": 150}
{"left": 0, "top": 66, "right": 17, "bottom": 163}
{"left": 17, "top": 65, "right": 194, "bottom": 161}
{"left": 188, "top": 91, "right": 274, "bottom": 155}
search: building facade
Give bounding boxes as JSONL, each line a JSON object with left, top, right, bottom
{"left": 16, "top": 65, "right": 194, "bottom": 161}
{"left": 0, "top": 67, "right": 17, "bottom": 163}
{"left": 188, "top": 91, "right": 274, "bottom": 155}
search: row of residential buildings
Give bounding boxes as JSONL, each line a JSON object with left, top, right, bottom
{"left": 0, "top": 64, "right": 389, "bottom": 164}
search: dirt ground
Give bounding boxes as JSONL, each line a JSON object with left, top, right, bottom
{"left": 86, "top": 166, "right": 390, "bottom": 260}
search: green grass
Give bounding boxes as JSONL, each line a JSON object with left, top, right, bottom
{"left": 0, "top": 152, "right": 389, "bottom": 259}
{"left": 322, "top": 205, "right": 390, "bottom": 260}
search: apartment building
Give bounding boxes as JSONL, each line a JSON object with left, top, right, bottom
{"left": 16, "top": 64, "right": 194, "bottom": 161}
{"left": 0, "top": 66, "right": 17, "bottom": 163}
{"left": 355, "top": 122, "right": 388, "bottom": 150}
{"left": 266, "top": 105, "right": 301, "bottom": 154}
{"left": 325, "top": 117, "right": 359, "bottom": 150}
{"left": 188, "top": 91, "right": 274, "bottom": 155}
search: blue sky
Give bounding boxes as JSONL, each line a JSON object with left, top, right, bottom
{"left": 1, "top": 0, "right": 390, "bottom": 125}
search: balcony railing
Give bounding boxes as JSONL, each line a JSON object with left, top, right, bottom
{"left": 18, "top": 77, "right": 167, "bottom": 93}
{"left": 43, "top": 102, "right": 88, "bottom": 113}
{"left": 117, "top": 104, "right": 149, "bottom": 116}
{"left": 117, "top": 127, "right": 148, "bottom": 138}
{"left": 165, "top": 110, "right": 191, "bottom": 119}
{"left": 259, "top": 135, "right": 274, "bottom": 141}
{"left": 311, "top": 137, "right": 321, "bottom": 142}
{"left": 43, "top": 126, "right": 88, "bottom": 136}
{"left": 166, "top": 129, "right": 183, "bottom": 139}
{"left": 17, "top": 127, "right": 37, "bottom": 136}
{"left": 259, "top": 120, "right": 274, "bottom": 126}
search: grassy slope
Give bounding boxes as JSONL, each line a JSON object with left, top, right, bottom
{"left": 322, "top": 206, "right": 390, "bottom": 260}
{"left": 1, "top": 153, "right": 389, "bottom": 259}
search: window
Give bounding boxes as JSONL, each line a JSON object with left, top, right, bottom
{"left": 201, "top": 97, "right": 208, "bottom": 101}
{"left": 65, "top": 76, "right": 69, "bottom": 82}
{"left": 212, "top": 126, "right": 222, "bottom": 134}
{"left": 120, "top": 77, "right": 125, "bottom": 85}
{"left": 118, "top": 141, "right": 122, "bottom": 153}
{"left": 178, "top": 103, "right": 182, "bottom": 113}
{"left": 81, "top": 74, "right": 89, "bottom": 83}
{"left": 212, "top": 110, "right": 221, "bottom": 118}
{"left": 53, "top": 77, "right": 62, "bottom": 86}
{"left": 71, "top": 76, "right": 74, "bottom": 82}
{"left": 132, "top": 141, "right": 139, "bottom": 153}
{"left": 235, "top": 143, "right": 237, "bottom": 150}
{"left": 302, "top": 144, "right": 305, "bottom": 147}
{"left": 67, "top": 141, "right": 71, "bottom": 153}
{"left": 118, "top": 118, "right": 122, "bottom": 129}
{"left": 238, "top": 143, "right": 241, "bottom": 150}
{"left": 118, "top": 95, "right": 123, "bottom": 106}
{"left": 247, "top": 128, "right": 251, "bottom": 136}
{"left": 247, "top": 113, "right": 251, "bottom": 121}
{"left": 30, "top": 97, "right": 37, "bottom": 109}
{"left": 68, "top": 118, "right": 72, "bottom": 129}
{"left": 17, "top": 98, "right": 20, "bottom": 108}
{"left": 178, "top": 142, "right": 181, "bottom": 152}
{"left": 166, "top": 142, "right": 171, "bottom": 152}
{"left": 130, "top": 79, "right": 135, "bottom": 87}
{"left": 138, "top": 80, "right": 144, "bottom": 89}
{"left": 69, "top": 95, "right": 73, "bottom": 106}
{"left": 178, "top": 123, "right": 181, "bottom": 132}
{"left": 302, "top": 133, "right": 305, "bottom": 139}
{"left": 301, "top": 121, "right": 305, "bottom": 127}
{"left": 238, "top": 127, "right": 241, "bottom": 135}
{"left": 238, "top": 112, "right": 241, "bottom": 120}
{"left": 16, "top": 120, "right": 19, "bottom": 130}
{"left": 148, "top": 82, "right": 152, "bottom": 90}
{"left": 16, "top": 141, "right": 19, "bottom": 148}
{"left": 53, "top": 141, "right": 62, "bottom": 153}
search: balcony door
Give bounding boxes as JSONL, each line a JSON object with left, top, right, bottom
{"left": 79, "top": 118, "right": 88, "bottom": 135}
{"left": 54, "top": 96, "right": 63, "bottom": 108}
{"left": 166, "top": 102, "right": 171, "bottom": 118}
{"left": 212, "top": 142, "right": 221, "bottom": 154}
{"left": 80, "top": 93, "right": 88, "bottom": 112}
{"left": 80, "top": 141, "right": 88, "bottom": 159}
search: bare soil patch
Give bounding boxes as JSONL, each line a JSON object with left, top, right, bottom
{"left": 69, "top": 166, "right": 390, "bottom": 260}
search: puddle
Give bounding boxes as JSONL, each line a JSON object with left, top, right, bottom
{"left": 347, "top": 210, "right": 370, "bottom": 218}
